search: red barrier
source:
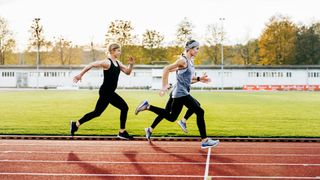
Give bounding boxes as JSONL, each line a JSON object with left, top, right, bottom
{"left": 243, "top": 85, "right": 320, "bottom": 91}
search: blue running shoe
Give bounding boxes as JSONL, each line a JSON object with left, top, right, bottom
{"left": 201, "top": 139, "right": 219, "bottom": 149}
{"left": 177, "top": 120, "right": 188, "bottom": 133}
{"left": 144, "top": 127, "right": 152, "bottom": 141}
{"left": 135, "top": 100, "right": 149, "bottom": 115}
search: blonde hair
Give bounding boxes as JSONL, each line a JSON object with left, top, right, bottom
{"left": 108, "top": 43, "right": 121, "bottom": 53}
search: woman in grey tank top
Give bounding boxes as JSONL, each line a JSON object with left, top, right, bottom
{"left": 135, "top": 40, "right": 219, "bottom": 149}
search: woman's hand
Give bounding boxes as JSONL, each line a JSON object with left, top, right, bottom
{"left": 128, "top": 56, "right": 135, "bottom": 65}
{"left": 73, "top": 74, "right": 82, "bottom": 83}
{"left": 159, "top": 84, "right": 171, "bottom": 97}
{"left": 200, "top": 72, "right": 211, "bottom": 83}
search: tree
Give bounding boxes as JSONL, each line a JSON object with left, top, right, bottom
{"left": 240, "top": 39, "right": 260, "bottom": 65}
{"left": 105, "top": 20, "right": 135, "bottom": 46}
{"left": 28, "top": 18, "right": 51, "bottom": 65}
{"left": 175, "top": 17, "right": 194, "bottom": 47}
{"left": 142, "top": 29, "right": 164, "bottom": 62}
{"left": 204, "top": 23, "right": 224, "bottom": 64}
{"left": 295, "top": 23, "right": 320, "bottom": 65}
{"left": 0, "top": 17, "right": 16, "bottom": 65}
{"left": 52, "top": 36, "right": 73, "bottom": 65}
{"left": 105, "top": 20, "right": 136, "bottom": 62}
{"left": 258, "top": 15, "right": 298, "bottom": 65}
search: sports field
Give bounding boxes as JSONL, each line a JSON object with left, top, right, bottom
{"left": 1, "top": 90, "right": 319, "bottom": 137}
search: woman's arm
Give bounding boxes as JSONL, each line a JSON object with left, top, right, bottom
{"left": 73, "top": 60, "right": 110, "bottom": 83}
{"left": 191, "top": 73, "right": 211, "bottom": 84}
{"left": 159, "top": 58, "right": 186, "bottom": 96}
{"left": 118, "top": 56, "right": 135, "bottom": 75}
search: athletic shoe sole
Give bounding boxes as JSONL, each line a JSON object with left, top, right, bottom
{"left": 70, "top": 121, "right": 75, "bottom": 137}
{"left": 117, "top": 135, "right": 130, "bottom": 140}
{"left": 201, "top": 140, "right": 220, "bottom": 149}
{"left": 144, "top": 128, "right": 151, "bottom": 141}
{"left": 177, "top": 121, "right": 188, "bottom": 133}
{"left": 135, "top": 101, "right": 147, "bottom": 115}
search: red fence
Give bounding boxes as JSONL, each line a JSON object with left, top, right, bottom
{"left": 243, "top": 85, "right": 320, "bottom": 91}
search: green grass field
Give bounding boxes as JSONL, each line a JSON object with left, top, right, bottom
{"left": 1, "top": 90, "right": 319, "bottom": 138}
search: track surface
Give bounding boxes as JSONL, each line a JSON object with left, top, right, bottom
{"left": 0, "top": 139, "right": 319, "bottom": 179}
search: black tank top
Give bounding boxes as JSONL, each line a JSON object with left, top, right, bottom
{"left": 100, "top": 58, "right": 120, "bottom": 93}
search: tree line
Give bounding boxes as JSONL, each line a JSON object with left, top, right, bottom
{"left": 0, "top": 14, "right": 320, "bottom": 65}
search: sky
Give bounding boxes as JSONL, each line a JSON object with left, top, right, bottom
{"left": 0, "top": 0, "right": 320, "bottom": 50}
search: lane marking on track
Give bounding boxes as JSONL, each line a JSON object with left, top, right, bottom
{"left": 207, "top": 176, "right": 318, "bottom": 179}
{"left": 1, "top": 151, "right": 207, "bottom": 155}
{"left": 204, "top": 147, "right": 212, "bottom": 180}
{"left": 0, "top": 173, "right": 318, "bottom": 179}
{"left": 1, "top": 160, "right": 319, "bottom": 166}
{"left": 1, "top": 151, "right": 320, "bottom": 157}
{"left": 0, "top": 172, "right": 203, "bottom": 178}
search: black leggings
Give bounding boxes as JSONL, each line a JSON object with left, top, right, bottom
{"left": 149, "top": 95, "right": 207, "bottom": 139}
{"left": 151, "top": 96, "right": 200, "bottom": 128}
{"left": 78, "top": 92, "right": 129, "bottom": 129}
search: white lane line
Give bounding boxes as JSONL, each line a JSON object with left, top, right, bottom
{"left": 0, "top": 160, "right": 319, "bottom": 166}
{"left": 1, "top": 151, "right": 320, "bottom": 157}
{"left": 1, "top": 151, "right": 207, "bottom": 155}
{"left": 0, "top": 160, "right": 206, "bottom": 164}
{"left": 0, "top": 172, "right": 202, "bottom": 178}
{"left": 0, "top": 173, "right": 317, "bottom": 179}
{"left": 208, "top": 176, "right": 319, "bottom": 179}
{"left": 204, "top": 147, "right": 211, "bottom": 180}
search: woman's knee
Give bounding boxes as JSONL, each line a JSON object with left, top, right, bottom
{"left": 195, "top": 107, "right": 204, "bottom": 116}
{"left": 92, "top": 111, "right": 103, "bottom": 117}
{"left": 122, "top": 104, "right": 129, "bottom": 112}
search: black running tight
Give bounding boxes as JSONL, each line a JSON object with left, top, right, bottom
{"left": 149, "top": 95, "right": 207, "bottom": 139}
{"left": 78, "top": 92, "right": 128, "bottom": 129}
{"left": 150, "top": 96, "right": 200, "bottom": 129}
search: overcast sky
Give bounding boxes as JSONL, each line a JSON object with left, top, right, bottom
{"left": 0, "top": 0, "right": 319, "bottom": 50}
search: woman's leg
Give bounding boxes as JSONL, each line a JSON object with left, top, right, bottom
{"left": 150, "top": 96, "right": 174, "bottom": 129}
{"left": 109, "top": 92, "right": 129, "bottom": 129}
{"left": 78, "top": 95, "right": 110, "bottom": 125}
{"left": 148, "top": 97, "right": 184, "bottom": 122}
{"left": 182, "top": 95, "right": 206, "bottom": 139}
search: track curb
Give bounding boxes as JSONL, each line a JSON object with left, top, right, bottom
{"left": 1, "top": 135, "right": 320, "bottom": 142}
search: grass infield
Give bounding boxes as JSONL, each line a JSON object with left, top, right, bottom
{"left": 1, "top": 90, "right": 319, "bottom": 138}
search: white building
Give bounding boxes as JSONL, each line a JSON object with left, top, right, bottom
{"left": 0, "top": 65, "right": 319, "bottom": 90}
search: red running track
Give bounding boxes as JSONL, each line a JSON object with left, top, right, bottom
{"left": 0, "top": 139, "right": 319, "bottom": 179}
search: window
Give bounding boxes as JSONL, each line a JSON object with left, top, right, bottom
{"left": 218, "top": 72, "right": 232, "bottom": 77}
{"left": 1, "top": 72, "right": 14, "bottom": 77}
{"left": 308, "top": 72, "right": 319, "bottom": 78}
{"left": 44, "top": 72, "right": 67, "bottom": 77}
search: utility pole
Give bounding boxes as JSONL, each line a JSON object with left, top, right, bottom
{"left": 219, "top": 18, "right": 225, "bottom": 90}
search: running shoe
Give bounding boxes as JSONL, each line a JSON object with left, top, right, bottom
{"left": 177, "top": 120, "right": 188, "bottom": 133}
{"left": 135, "top": 100, "right": 149, "bottom": 115}
{"left": 144, "top": 127, "right": 152, "bottom": 141}
{"left": 70, "top": 121, "right": 78, "bottom": 137}
{"left": 201, "top": 138, "right": 219, "bottom": 149}
{"left": 117, "top": 130, "right": 133, "bottom": 140}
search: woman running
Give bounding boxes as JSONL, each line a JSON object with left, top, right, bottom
{"left": 148, "top": 83, "right": 201, "bottom": 135}
{"left": 135, "top": 40, "right": 219, "bottom": 148}
{"left": 70, "top": 43, "right": 134, "bottom": 140}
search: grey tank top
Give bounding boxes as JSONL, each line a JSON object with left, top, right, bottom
{"left": 171, "top": 55, "right": 195, "bottom": 98}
